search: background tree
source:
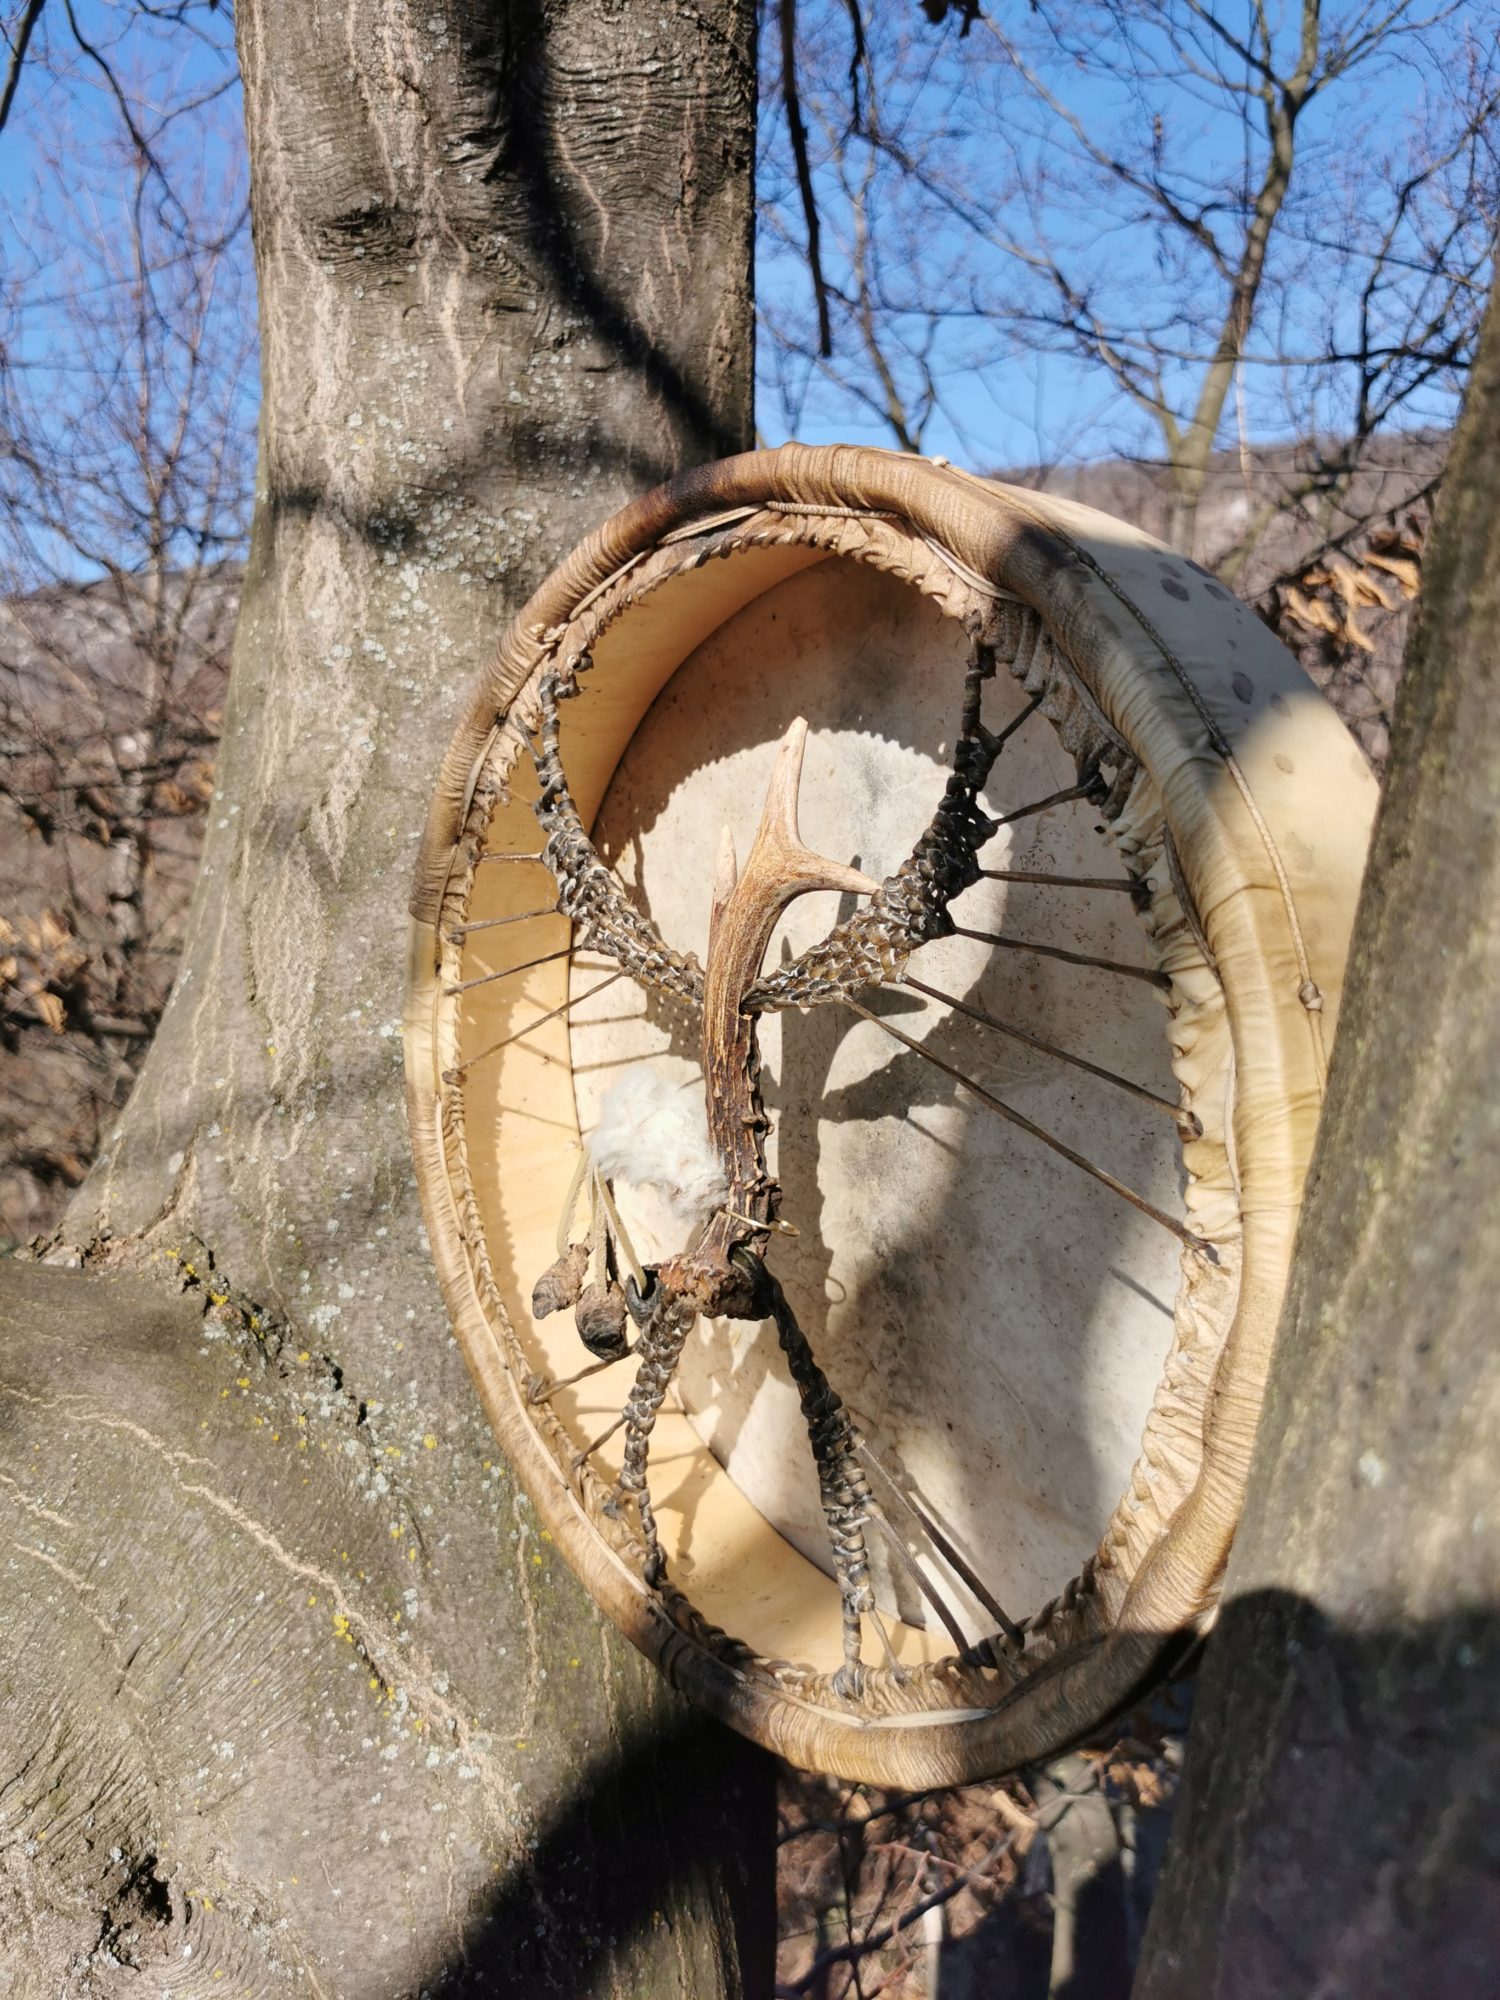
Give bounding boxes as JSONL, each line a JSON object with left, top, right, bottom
{"left": 759, "top": 0, "right": 1498, "bottom": 747}
{"left": 1135, "top": 257, "right": 1500, "bottom": 2000}
{"left": 0, "top": 2, "right": 770, "bottom": 1991}
{"left": 0, "top": 60, "right": 253, "bottom": 1242}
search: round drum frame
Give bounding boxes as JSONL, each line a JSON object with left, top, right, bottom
{"left": 405, "top": 445, "right": 1376, "bottom": 1786}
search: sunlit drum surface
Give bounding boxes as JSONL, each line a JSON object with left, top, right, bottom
{"left": 566, "top": 557, "right": 1186, "bottom": 1641}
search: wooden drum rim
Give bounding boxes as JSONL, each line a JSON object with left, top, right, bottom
{"left": 404, "top": 444, "right": 1376, "bottom": 1785}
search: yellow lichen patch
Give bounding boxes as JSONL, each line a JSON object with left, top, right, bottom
{"left": 423, "top": 1435, "right": 437, "bottom": 1450}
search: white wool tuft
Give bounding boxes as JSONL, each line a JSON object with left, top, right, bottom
{"left": 587, "top": 1067, "right": 728, "bottom": 1226}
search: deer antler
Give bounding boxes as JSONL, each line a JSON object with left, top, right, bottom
{"left": 618, "top": 725, "right": 886, "bottom": 1665}
{"left": 660, "top": 719, "right": 878, "bottom": 1314}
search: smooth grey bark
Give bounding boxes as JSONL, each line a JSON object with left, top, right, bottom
{"left": 1135, "top": 273, "right": 1500, "bottom": 1996}
{"left": 1, "top": 3, "right": 771, "bottom": 1992}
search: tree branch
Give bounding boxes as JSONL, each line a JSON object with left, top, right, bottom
{"left": 780, "top": 0, "right": 834, "bottom": 358}
{"left": 0, "top": 0, "right": 45, "bottom": 134}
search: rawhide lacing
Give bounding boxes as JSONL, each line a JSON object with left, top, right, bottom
{"left": 533, "top": 667, "right": 705, "bottom": 1009}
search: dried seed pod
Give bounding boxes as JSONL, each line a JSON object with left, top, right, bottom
{"left": 575, "top": 1281, "right": 630, "bottom": 1360}
{"left": 531, "top": 1241, "right": 589, "bottom": 1319}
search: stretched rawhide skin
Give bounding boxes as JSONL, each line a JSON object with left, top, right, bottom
{"left": 405, "top": 445, "right": 1377, "bottom": 1786}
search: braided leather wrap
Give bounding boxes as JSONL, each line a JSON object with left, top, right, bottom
{"left": 744, "top": 764, "right": 1002, "bottom": 1010}
{"left": 747, "top": 612, "right": 1132, "bottom": 1010}
{"left": 532, "top": 669, "right": 705, "bottom": 1010}
{"left": 615, "top": 1286, "right": 699, "bottom": 1576}
{"left": 750, "top": 1253, "right": 878, "bottom": 1685}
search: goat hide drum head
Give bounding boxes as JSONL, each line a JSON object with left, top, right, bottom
{"left": 405, "top": 446, "right": 1377, "bottom": 1787}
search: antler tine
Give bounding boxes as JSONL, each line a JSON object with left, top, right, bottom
{"left": 710, "top": 823, "right": 739, "bottom": 939}
{"left": 741, "top": 717, "right": 880, "bottom": 909}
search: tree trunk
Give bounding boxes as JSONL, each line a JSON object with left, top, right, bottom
{"left": 1135, "top": 275, "right": 1500, "bottom": 1996}
{"left": 1, "top": 3, "right": 772, "bottom": 1992}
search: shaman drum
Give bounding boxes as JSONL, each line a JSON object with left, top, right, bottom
{"left": 405, "top": 447, "right": 1377, "bottom": 1787}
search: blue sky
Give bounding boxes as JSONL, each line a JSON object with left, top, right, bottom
{"left": 1, "top": 0, "right": 1491, "bottom": 561}
{"left": 0, "top": 2, "right": 252, "bottom": 585}
{"left": 753, "top": 0, "right": 1495, "bottom": 470}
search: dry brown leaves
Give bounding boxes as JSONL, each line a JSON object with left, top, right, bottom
{"left": 1266, "top": 510, "right": 1427, "bottom": 772}
{"left": 0, "top": 910, "right": 91, "bottom": 1035}
{"left": 1280, "top": 517, "right": 1423, "bottom": 656}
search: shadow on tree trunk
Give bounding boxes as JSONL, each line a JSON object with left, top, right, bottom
{"left": 427, "top": 1582, "right": 1500, "bottom": 1996}
{"left": 419, "top": 1705, "right": 776, "bottom": 1997}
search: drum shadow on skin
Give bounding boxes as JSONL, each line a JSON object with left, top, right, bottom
{"left": 749, "top": 963, "right": 1165, "bottom": 1635}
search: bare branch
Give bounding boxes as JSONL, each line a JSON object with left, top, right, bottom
{"left": 780, "top": 0, "right": 834, "bottom": 358}
{"left": 0, "top": 0, "right": 46, "bottom": 135}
